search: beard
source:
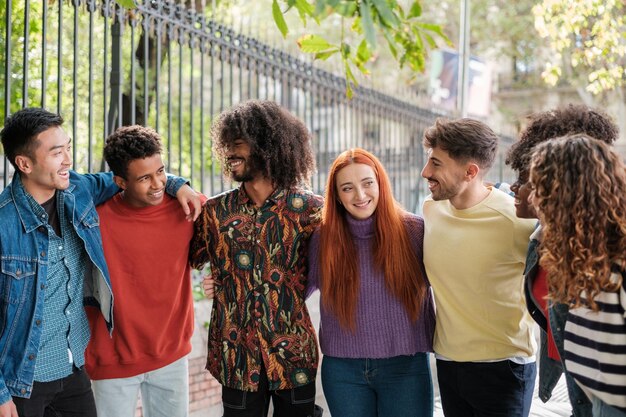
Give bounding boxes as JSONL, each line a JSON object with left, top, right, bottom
{"left": 429, "top": 180, "right": 462, "bottom": 201}
{"left": 227, "top": 155, "right": 264, "bottom": 183}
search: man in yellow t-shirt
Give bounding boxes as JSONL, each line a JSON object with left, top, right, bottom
{"left": 421, "top": 118, "right": 537, "bottom": 417}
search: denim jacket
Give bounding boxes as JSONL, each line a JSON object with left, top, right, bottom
{"left": 523, "top": 226, "right": 592, "bottom": 417}
{"left": 0, "top": 171, "right": 186, "bottom": 405}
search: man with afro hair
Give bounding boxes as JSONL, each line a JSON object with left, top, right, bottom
{"left": 190, "top": 100, "right": 323, "bottom": 417}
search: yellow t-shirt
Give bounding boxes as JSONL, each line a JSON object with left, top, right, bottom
{"left": 423, "top": 187, "right": 537, "bottom": 361}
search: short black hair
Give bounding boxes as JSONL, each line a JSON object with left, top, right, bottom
{"left": 104, "top": 125, "right": 163, "bottom": 179}
{"left": 211, "top": 100, "right": 316, "bottom": 189}
{"left": 0, "top": 107, "right": 64, "bottom": 171}
{"left": 423, "top": 118, "right": 499, "bottom": 170}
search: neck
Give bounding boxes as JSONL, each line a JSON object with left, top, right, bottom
{"left": 243, "top": 176, "right": 276, "bottom": 207}
{"left": 20, "top": 175, "right": 55, "bottom": 204}
{"left": 449, "top": 181, "right": 490, "bottom": 210}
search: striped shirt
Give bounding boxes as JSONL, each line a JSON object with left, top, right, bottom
{"left": 564, "top": 269, "right": 626, "bottom": 412}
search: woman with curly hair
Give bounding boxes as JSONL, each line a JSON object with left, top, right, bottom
{"left": 529, "top": 134, "right": 626, "bottom": 416}
{"left": 306, "top": 148, "right": 435, "bottom": 417}
{"left": 505, "top": 104, "right": 618, "bottom": 417}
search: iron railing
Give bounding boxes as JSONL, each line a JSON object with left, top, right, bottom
{"left": 1, "top": 0, "right": 514, "bottom": 213}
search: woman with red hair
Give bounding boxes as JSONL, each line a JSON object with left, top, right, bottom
{"left": 307, "top": 148, "right": 435, "bottom": 417}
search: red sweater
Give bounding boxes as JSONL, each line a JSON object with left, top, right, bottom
{"left": 85, "top": 194, "right": 199, "bottom": 379}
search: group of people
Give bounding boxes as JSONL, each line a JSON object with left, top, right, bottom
{"left": 0, "top": 100, "right": 624, "bottom": 417}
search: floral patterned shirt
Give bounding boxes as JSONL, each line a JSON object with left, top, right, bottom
{"left": 190, "top": 185, "right": 323, "bottom": 392}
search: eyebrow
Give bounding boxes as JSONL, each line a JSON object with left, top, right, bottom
{"left": 48, "top": 138, "right": 72, "bottom": 152}
{"left": 339, "top": 177, "right": 374, "bottom": 187}
{"left": 137, "top": 165, "right": 165, "bottom": 180}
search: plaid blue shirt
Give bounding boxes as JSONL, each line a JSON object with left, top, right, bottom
{"left": 27, "top": 191, "right": 91, "bottom": 382}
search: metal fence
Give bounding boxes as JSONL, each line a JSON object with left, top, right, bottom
{"left": 1, "top": 0, "right": 514, "bottom": 213}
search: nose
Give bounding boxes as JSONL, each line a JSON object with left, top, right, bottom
{"left": 151, "top": 175, "right": 165, "bottom": 189}
{"left": 421, "top": 164, "right": 430, "bottom": 179}
{"left": 62, "top": 148, "right": 72, "bottom": 167}
{"left": 355, "top": 186, "right": 365, "bottom": 199}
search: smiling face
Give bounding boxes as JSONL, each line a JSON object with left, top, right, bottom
{"left": 335, "top": 163, "right": 380, "bottom": 220}
{"left": 225, "top": 139, "right": 262, "bottom": 183}
{"left": 510, "top": 170, "right": 537, "bottom": 219}
{"left": 116, "top": 153, "right": 166, "bottom": 208}
{"left": 17, "top": 126, "right": 72, "bottom": 204}
{"left": 420, "top": 146, "right": 468, "bottom": 202}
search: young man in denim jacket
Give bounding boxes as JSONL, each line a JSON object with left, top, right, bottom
{"left": 0, "top": 108, "right": 200, "bottom": 417}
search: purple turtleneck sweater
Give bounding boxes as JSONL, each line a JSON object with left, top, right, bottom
{"left": 307, "top": 213, "right": 435, "bottom": 359}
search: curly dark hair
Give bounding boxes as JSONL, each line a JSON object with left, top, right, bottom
{"left": 104, "top": 125, "right": 162, "bottom": 179}
{"left": 211, "top": 100, "right": 315, "bottom": 189}
{"left": 530, "top": 134, "right": 626, "bottom": 310}
{"left": 506, "top": 104, "right": 618, "bottom": 177}
{"left": 423, "top": 118, "right": 499, "bottom": 170}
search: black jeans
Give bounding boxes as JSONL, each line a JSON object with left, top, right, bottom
{"left": 221, "top": 367, "right": 319, "bottom": 417}
{"left": 13, "top": 367, "right": 97, "bottom": 417}
{"left": 436, "top": 359, "right": 536, "bottom": 417}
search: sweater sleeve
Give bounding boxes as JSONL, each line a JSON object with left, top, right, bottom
{"left": 305, "top": 228, "right": 321, "bottom": 299}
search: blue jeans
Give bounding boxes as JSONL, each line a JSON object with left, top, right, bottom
{"left": 436, "top": 359, "right": 536, "bottom": 417}
{"left": 321, "top": 353, "right": 433, "bottom": 417}
{"left": 92, "top": 355, "right": 189, "bottom": 417}
{"left": 592, "top": 397, "right": 626, "bottom": 417}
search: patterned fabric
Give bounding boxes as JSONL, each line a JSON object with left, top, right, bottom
{"left": 27, "top": 191, "right": 90, "bottom": 382}
{"left": 190, "top": 185, "right": 323, "bottom": 392}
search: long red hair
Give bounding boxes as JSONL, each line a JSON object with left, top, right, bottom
{"left": 319, "top": 148, "right": 427, "bottom": 330}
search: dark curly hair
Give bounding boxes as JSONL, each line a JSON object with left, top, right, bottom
{"left": 506, "top": 104, "right": 618, "bottom": 177}
{"left": 211, "top": 100, "right": 316, "bottom": 189}
{"left": 104, "top": 125, "right": 162, "bottom": 179}
{"left": 530, "top": 135, "right": 626, "bottom": 310}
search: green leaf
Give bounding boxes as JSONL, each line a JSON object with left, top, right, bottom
{"left": 297, "top": 34, "right": 336, "bottom": 52}
{"left": 408, "top": 1, "right": 422, "bottom": 18}
{"left": 114, "top": 0, "right": 136, "bottom": 8}
{"left": 340, "top": 42, "right": 351, "bottom": 58}
{"left": 334, "top": 1, "right": 358, "bottom": 17}
{"left": 382, "top": 30, "right": 398, "bottom": 58}
{"left": 272, "top": 0, "right": 289, "bottom": 38}
{"left": 422, "top": 32, "right": 437, "bottom": 49}
{"left": 294, "top": 0, "right": 316, "bottom": 24}
{"left": 356, "top": 39, "right": 373, "bottom": 63}
{"left": 417, "top": 22, "right": 451, "bottom": 45}
{"left": 370, "top": 0, "right": 401, "bottom": 28}
{"left": 360, "top": 0, "right": 377, "bottom": 48}
{"left": 314, "top": 49, "right": 339, "bottom": 60}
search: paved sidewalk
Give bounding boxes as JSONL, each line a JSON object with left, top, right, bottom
{"left": 192, "top": 293, "right": 573, "bottom": 417}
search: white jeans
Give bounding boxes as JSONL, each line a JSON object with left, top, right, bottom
{"left": 92, "top": 355, "right": 189, "bottom": 417}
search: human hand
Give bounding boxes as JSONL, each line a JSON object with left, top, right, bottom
{"left": 0, "top": 399, "right": 18, "bottom": 417}
{"left": 176, "top": 185, "right": 202, "bottom": 222}
{"left": 202, "top": 275, "right": 215, "bottom": 299}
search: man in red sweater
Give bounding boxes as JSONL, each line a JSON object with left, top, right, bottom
{"left": 85, "top": 125, "right": 205, "bottom": 417}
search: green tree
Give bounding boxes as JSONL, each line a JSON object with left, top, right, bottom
{"left": 274, "top": 0, "right": 451, "bottom": 97}
{"left": 533, "top": 0, "right": 626, "bottom": 96}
